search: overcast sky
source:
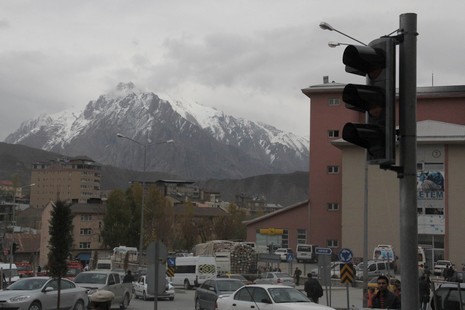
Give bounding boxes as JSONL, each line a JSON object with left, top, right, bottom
{"left": 1, "top": 1, "right": 464, "bottom": 141}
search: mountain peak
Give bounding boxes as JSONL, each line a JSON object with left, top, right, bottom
{"left": 5, "top": 85, "right": 309, "bottom": 179}
{"left": 106, "top": 82, "right": 142, "bottom": 99}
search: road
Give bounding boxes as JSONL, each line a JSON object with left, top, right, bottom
{"left": 126, "top": 285, "right": 365, "bottom": 310}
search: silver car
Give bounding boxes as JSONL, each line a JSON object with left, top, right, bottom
{"left": 0, "top": 277, "right": 89, "bottom": 310}
{"left": 254, "top": 272, "right": 295, "bottom": 287}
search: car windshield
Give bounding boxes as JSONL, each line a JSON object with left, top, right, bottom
{"left": 435, "top": 287, "right": 465, "bottom": 310}
{"left": 275, "top": 273, "right": 290, "bottom": 278}
{"left": 7, "top": 278, "right": 47, "bottom": 290}
{"left": 74, "top": 272, "right": 107, "bottom": 284}
{"left": 268, "top": 287, "right": 309, "bottom": 303}
{"left": 217, "top": 280, "right": 244, "bottom": 292}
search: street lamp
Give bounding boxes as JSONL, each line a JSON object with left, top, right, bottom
{"left": 327, "top": 41, "right": 351, "bottom": 48}
{"left": 116, "top": 133, "right": 173, "bottom": 268}
{"left": 319, "top": 22, "right": 367, "bottom": 46}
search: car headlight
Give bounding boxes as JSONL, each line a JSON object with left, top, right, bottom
{"left": 87, "top": 289, "right": 98, "bottom": 295}
{"left": 10, "top": 295, "right": 32, "bottom": 303}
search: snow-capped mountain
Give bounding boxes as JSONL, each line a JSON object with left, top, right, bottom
{"left": 5, "top": 82, "right": 309, "bottom": 179}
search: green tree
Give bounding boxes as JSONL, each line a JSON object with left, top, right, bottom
{"left": 145, "top": 186, "right": 174, "bottom": 247}
{"left": 47, "top": 200, "right": 73, "bottom": 309}
{"left": 101, "top": 189, "right": 135, "bottom": 248}
{"left": 178, "top": 203, "right": 198, "bottom": 251}
{"left": 213, "top": 204, "right": 247, "bottom": 240}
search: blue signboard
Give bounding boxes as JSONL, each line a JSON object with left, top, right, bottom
{"left": 338, "top": 248, "right": 354, "bottom": 263}
{"left": 315, "top": 247, "right": 332, "bottom": 255}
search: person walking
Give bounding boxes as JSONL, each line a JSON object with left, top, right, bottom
{"left": 294, "top": 267, "right": 302, "bottom": 286}
{"left": 123, "top": 270, "right": 134, "bottom": 283}
{"left": 304, "top": 273, "right": 323, "bottom": 303}
{"left": 371, "top": 275, "right": 400, "bottom": 309}
{"left": 419, "top": 274, "right": 430, "bottom": 310}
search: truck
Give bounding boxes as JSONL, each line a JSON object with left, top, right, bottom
{"left": 94, "top": 246, "right": 140, "bottom": 273}
{"left": 74, "top": 270, "right": 133, "bottom": 309}
{"left": 192, "top": 240, "right": 257, "bottom": 275}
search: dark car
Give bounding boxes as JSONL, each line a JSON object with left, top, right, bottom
{"left": 194, "top": 278, "right": 244, "bottom": 310}
{"left": 431, "top": 281, "right": 465, "bottom": 310}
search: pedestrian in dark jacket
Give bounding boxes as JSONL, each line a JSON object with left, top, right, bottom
{"left": 304, "top": 273, "right": 323, "bottom": 303}
{"left": 419, "top": 274, "right": 430, "bottom": 310}
{"left": 371, "top": 275, "right": 400, "bottom": 309}
{"left": 294, "top": 267, "right": 302, "bottom": 285}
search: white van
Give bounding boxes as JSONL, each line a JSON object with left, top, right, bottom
{"left": 95, "top": 259, "right": 112, "bottom": 270}
{"left": 373, "top": 244, "right": 396, "bottom": 262}
{"left": 296, "top": 244, "right": 318, "bottom": 263}
{"left": 171, "top": 256, "right": 216, "bottom": 289}
{"left": 355, "top": 260, "right": 392, "bottom": 280}
{"left": 0, "top": 263, "right": 19, "bottom": 284}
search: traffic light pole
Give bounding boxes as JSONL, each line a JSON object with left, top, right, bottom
{"left": 398, "top": 13, "right": 418, "bottom": 310}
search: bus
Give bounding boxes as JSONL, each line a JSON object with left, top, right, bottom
{"left": 171, "top": 256, "right": 216, "bottom": 289}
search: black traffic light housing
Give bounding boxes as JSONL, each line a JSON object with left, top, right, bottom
{"left": 12, "top": 242, "right": 19, "bottom": 255}
{"left": 341, "top": 37, "right": 396, "bottom": 167}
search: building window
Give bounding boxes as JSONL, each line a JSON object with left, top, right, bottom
{"left": 327, "top": 240, "right": 339, "bottom": 248}
{"left": 328, "top": 130, "right": 339, "bottom": 138}
{"left": 80, "top": 228, "right": 92, "bottom": 235}
{"left": 81, "top": 214, "right": 92, "bottom": 221}
{"left": 79, "top": 242, "right": 91, "bottom": 249}
{"left": 327, "top": 203, "right": 340, "bottom": 211}
{"left": 327, "top": 166, "right": 340, "bottom": 174}
{"left": 328, "top": 98, "right": 340, "bottom": 106}
{"left": 297, "top": 229, "right": 306, "bottom": 244}
{"left": 282, "top": 229, "right": 289, "bottom": 248}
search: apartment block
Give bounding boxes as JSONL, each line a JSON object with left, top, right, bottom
{"left": 30, "top": 157, "right": 101, "bottom": 208}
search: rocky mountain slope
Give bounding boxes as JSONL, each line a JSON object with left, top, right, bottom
{"left": 5, "top": 82, "right": 309, "bottom": 179}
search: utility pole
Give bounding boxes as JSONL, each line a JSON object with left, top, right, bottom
{"left": 398, "top": 12, "right": 418, "bottom": 310}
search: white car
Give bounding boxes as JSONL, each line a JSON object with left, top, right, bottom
{"left": 434, "top": 260, "right": 452, "bottom": 276}
{"left": 311, "top": 261, "right": 344, "bottom": 279}
{"left": 217, "top": 284, "right": 335, "bottom": 310}
{"left": 0, "top": 277, "right": 89, "bottom": 310}
{"left": 274, "top": 248, "right": 293, "bottom": 262}
{"left": 254, "top": 272, "right": 295, "bottom": 287}
{"left": 133, "top": 275, "right": 175, "bottom": 301}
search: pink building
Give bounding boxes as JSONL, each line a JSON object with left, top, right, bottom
{"left": 246, "top": 77, "right": 465, "bottom": 264}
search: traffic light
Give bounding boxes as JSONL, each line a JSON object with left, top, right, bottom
{"left": 12, "top": 242, "right": 19, "bottom": 255}
{"left": 341, "top": 37, "right": 396, "bottom": 167}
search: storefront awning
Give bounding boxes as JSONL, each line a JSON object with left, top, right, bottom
{"left": 75, "top": 252, "right": 91, "bottom": 261}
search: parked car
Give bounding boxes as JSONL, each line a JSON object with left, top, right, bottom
{"left": 74, "top": 270, "right": 132, "bottom": 309}
{"left": 0, "top": 276, "right": 89, "bottom": 310}
{"left": 355, "top": 260, "right": 393, "bottom": 280}
{"left": 216, "top": 284, "right": 335, "bottom": 310}
{"left": 311, "top": 261, "right": 344, "bottom": 279}
{"left": 434, "top": 260, "right": 452, "bottom": 276}
{"left": 254, "top": 272, "right": 295, "bottom": 287}
{"left": 274, "top": 248, "right": 293, "bottom": 262}
{"left": 195, "top": 278, "right": 244, "bottom": 310}
{"left": 217, "top": 273, "right": 252, "bottom": 285}
{"left": 431, "top": 282, "right": 465, "bottom": 310}
{"left": 133, "top": 275, "right": 175, "bottom": 301}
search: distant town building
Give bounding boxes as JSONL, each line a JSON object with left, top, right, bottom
{"left": 30, "top": 157, "right": 101, "bottom": 208}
